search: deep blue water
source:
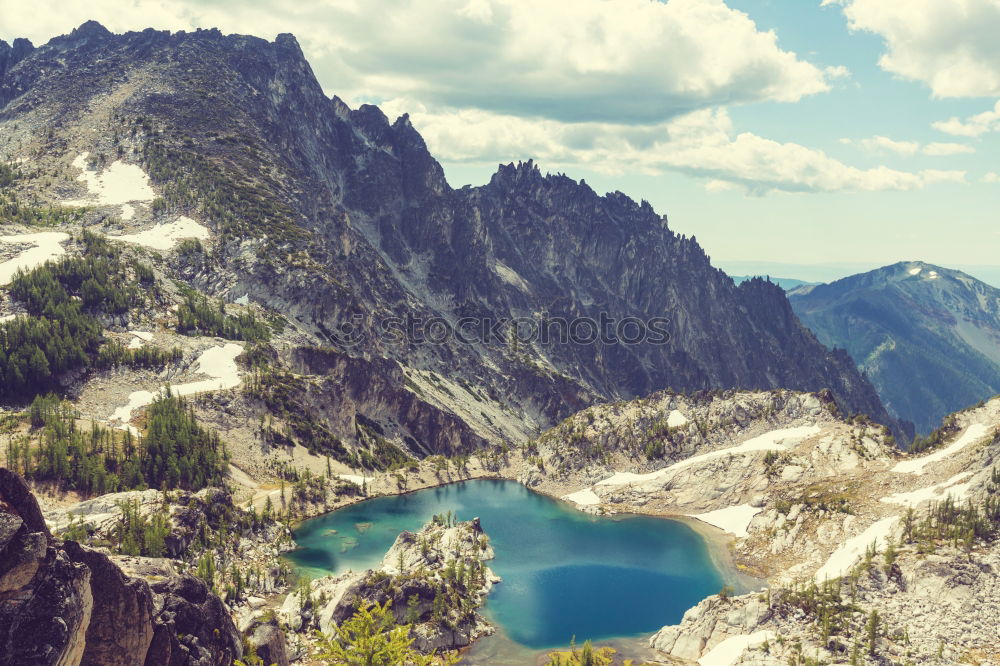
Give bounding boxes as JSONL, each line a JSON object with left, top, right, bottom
{"left": 287, "top": 480, "right": 724, "bottom": 649}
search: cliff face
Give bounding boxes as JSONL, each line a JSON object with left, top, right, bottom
{"left": 0, "top": 23, "right": 904, "bottom": 448}
{"left": 0, "top": 469, "right": 242, "bottom": 666}
{"left": 790, "top": 261, "right": 1000, "bottom": 435}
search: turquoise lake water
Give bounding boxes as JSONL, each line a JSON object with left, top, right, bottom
{"left": 287, "top": 480, "right": 725, "bottom": 650}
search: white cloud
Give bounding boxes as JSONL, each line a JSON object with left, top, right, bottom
{"left": 841, "top": 136, "right": 975, "bottom": 156}
{"left": 856, "top": 136, "right": 919, "bottom": 156}
{"left": 392, "top": 102, "right": 966, "bottom": 194}
{"left": 825, "top": 0, "right": 1000, "bottom": 97}
{"left": 922, "top": 142, "right": 975, "bottom": 156}
{"left": 824, "top": 65, "right": 851, "bottom": 79}
{"left": 1, "top": 1, "right": 950, "bottom": 197}
{"left": 933, "top": 101, "right": 1000, "bottom": 137}
{"left": 0, "top": 0, "right": 837, "bottom": 124}
{"left": 982, "top": 172, "right": 1000, "bottom": 183}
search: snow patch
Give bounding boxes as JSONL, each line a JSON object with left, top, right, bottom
{"left": 110, "top": 343, "right": 244, "bottom": 433}
{"left": 337, "top": 474, "right": 367, "bottom": 486}
{"left": 64, "top": 152, "right": 156, "bottom": 207}
{"left": 493, "top": 260, "right": 530, "bottom": 292}
{"left": 908, "top": 267, "right": 921, "bottom": 276}
{"left": 698, "top": 630, "right": 775, "bottom": 666}
{"left": 120, "top": 203, "right": 136, "bottom": 220}
{"left": 691, "top": 504, "right": 763, "bottom": 538}
{"left": 0, "top": 232, "right": 71, "bottom": 285}
{"left": 562, "top": 488, "right": 601, "bottom": 506}
{"left": 667, "top": 409, "right": 689, "bottom": 427}
{"left": 598, "top": 425, "right": 820, "bottom": 487}
{"left": 892, "top": 424, "right": 990, "bottom": 474}
{"left": 814, "top": 516, "right": 899, "bottom": 582}
{"left": 880, "top": 471, "right": 974, "bottom": 508}
{"left": 112, "top": 216, "right": 211, "bottom": 251}
{"left": 127, "top": 331, "right": 154, "bottom": 350}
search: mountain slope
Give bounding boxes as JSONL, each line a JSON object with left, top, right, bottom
{"left": 789, "top": 260, "right": 1000, "bottom": 434}
{"left": 0, "top": 23, "right": 904, "bottom": 448}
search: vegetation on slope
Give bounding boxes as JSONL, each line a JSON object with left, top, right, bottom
{"left": 0, "top": 231, "right": 161, "bottom": 402}
{"left": 0, "top": 161, "right": 88, "bottom": 226}
{"left": 5, "top": 392, "right": 228, "bottom": 494}
{"left": 309, "top": 600, "right": 459, "bottom": 666}
{"left": 176, "top": 287, "right": 272, "bottom": 341}
{"left": 139, "top": 125, "right": 310, "bottom": 249}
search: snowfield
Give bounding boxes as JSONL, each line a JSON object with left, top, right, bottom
{"left": 892, "top": 423, "right": 990, "bottom": 474}
{"left": 562, "top": 488, "right": 601, "bottom": 506}
{"left": 337, "top": 474, "right": 367, "bottom": 486}
{"left": 63, "top": 152, "right": 156, "bottom": 208}
{"left": 112, "top": 216, "right": 211, "bottom": 250}
{"left": 598, "top": 424, "right": 820, "bottom": 487}
{"left": 127, "top": 330, "right": 154, "bottom": 350}
{"left": 814, "top": 516, "right": 899, "bottom": 582}
{"left": 880, "top": 471, "right": 974, "bottom": 508}
{"left": 697, "top": 630, "right": 775, "bottom": 666}
{"left": 691, "top": 504, "right": 763, "bottom": 538}
{"left": 0, "top": 232, "right": 70, "bottom": 285}
{"left": 110, "top": 343, "right": 244, "bottom": 433}
{"left": 667, "top": 409, "right": 689, "bottom": 427}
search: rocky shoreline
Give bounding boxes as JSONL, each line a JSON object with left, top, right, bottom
{"left": 8, "top": 389, "right": 1000, "bottom": 665}
{"left": 278, "top": 515, "right": 500, "bottom": 661}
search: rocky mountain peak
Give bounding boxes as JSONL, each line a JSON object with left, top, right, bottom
{"left": 0, "top": 37, "right": 34, "bottom": 77}
{"left": 0, "top": 22, "right": 905, "bottom": 450}
{"left": 273, "top": 32, "right": 304, "bottom": 58}
{"left": 488, "top": 159, "right": 545, "bottom": 189}
{"left": 70, "top": 20, "right": 113, "bottom": 41}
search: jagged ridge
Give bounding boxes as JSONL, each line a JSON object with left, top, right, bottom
{"left": 0, "top": 23, "right": 906, "bottom": 448}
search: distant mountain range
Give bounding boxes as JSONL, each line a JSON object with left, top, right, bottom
{"left": 789, "top": 261, "right": 1000, "bottom": 434}
{"left": 729, "top": 275, "right": 819, "bottom": 291}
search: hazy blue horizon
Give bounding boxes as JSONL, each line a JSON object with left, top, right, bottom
{"left": 717, "top": 260, "right": 1000, "bottom": 289}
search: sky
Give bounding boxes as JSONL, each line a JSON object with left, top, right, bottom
{"left": 3, "top": 0, "right": 1000, "bottom": 286}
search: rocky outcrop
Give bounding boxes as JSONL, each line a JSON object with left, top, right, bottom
{"left": 45, "top": 485, "right": 293, "bottom": 596}
{"left": 246, "top": 619, "right": 290, "bottom": 666}
{"left": 0, "top": 37, "right": 33, "bottom": 80}
{"left": 287, "top": 346, "right": 495, "bottom": 456}
{"left": 61, "top": 541, "right": 155, "bottom": 666}
{"left": 280, "top": 517, "right": 499, "bottom": 656}
{"left": 0, "top": 469, "right": 246, "bottom": 666}
{"left": 0, "top": 470, "right": 94, "bottom": 666}
{"left": 144, "top": 576, "right": 242, "bottom": 666}
{"left": 650, "top": 542, "right": 1000, "bottom": 665}
{"left": 623, "top": 396, "right": 1000, "bottom": 664}
{"left": 649, "top": 594, "right": 772, "bottom": 660}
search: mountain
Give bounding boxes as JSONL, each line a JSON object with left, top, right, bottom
{"left": 729, "top": 275, "right": 819, "bottom": 291}
{"left": 0, "top": 22, "right": 904, "bottom": 452}
{"left": 789, "top": 260, "right": 1000, "bottom": 434}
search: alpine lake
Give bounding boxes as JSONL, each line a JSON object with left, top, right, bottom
{"left": 287, "top": 479, "right": 738, "bottom": 663}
